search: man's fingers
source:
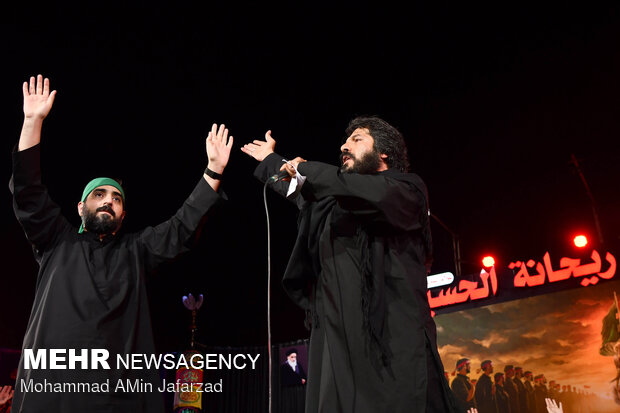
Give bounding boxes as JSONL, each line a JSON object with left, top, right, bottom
{"left": 252, "top": 139, "right": 265, "bottom": 145}
{"left": 265, "top": 130, "right": 275, "bottom": 142}
{"left": 205, "top": 132, "right": 212, "bottom": 152}
{"left": 280, "top": 163, "right": 295, "bottom": 175}
{"left": 29, "top": 76, "right": 35, "bottom": 94}
{"left": 36, "top": 74, "right": 43, "bottom": 94}
{"left": 48, "top": 90, "right": 57, "bottom": 106}
{"left": 207, "top": 124, "right": 233, "bottom": 148}
{"left": 22, "top": 81, "right": 29, "bottom": 97}
{"left": 43, "top": 77, "right": 50, "bottom": 96}
{"left": 217, "top": 124, "right": 226, "bottom": 141}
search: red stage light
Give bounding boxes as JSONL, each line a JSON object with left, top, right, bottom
{"left": 482, "top": 256, "right": 495, "bottom": 267}
{"left": 573, "top": 235, "right": 588, "bottom": 248}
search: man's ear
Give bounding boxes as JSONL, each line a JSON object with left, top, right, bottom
{"left": 379, "top": 153, "right": 389, "bottom": 171}
{"left": 77, "top": 201, "right": 84, "bottom": 217}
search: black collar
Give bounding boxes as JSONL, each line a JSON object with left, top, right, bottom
{"left": 79, "top": 229, "right": 119, "bottom": 245}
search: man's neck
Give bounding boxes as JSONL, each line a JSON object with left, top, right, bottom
{"left": 97, "top": 232, "right": 116, "bottom": 241}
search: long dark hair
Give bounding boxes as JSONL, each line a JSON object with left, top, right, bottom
{"left": 345, "top": 116, "right": 410, "bottom": 172}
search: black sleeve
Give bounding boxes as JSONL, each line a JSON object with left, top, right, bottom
{"left": 9, "top": 144, "right": 72, "bottom": 253}
{"left": 296, "top": 161, "right": 427, "bottom": 231}
{"left": 253, "top": 152, "right": 289, "bottom": 196}
{"left": 137, "top": 177, "right": 224, "bottom": 272}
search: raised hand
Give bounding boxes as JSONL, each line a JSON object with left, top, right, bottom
{"left": 23, "top": 74, "right": 56, "bottom": 119}
{"left": 206, "top": 123, "right": 233, "bottom": 174}
{"left": 545, "top": 398, "right": 563, "bottom": 413}
{"left": 19, "top": 74, "right": 57, "bottom": 151}
{"left": 0, "top": 385, "right": 13, "bottom": 405}
{"left": 241, "top": 130, "right": 276, "bottom": 162}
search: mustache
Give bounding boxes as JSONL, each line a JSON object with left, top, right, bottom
{"left": 96, "top": 205, "right": 115, "bottom": 217}
{"left": 339, "top": 152, "right": 356, "bottom": 164}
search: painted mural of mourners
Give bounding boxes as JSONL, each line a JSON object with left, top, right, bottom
{"left": 599, "top": 292, "right": 620, "bottom": 404}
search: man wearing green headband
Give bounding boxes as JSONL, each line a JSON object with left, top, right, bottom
{"left": 78, "top": 177, "right": 126, "bottom": 235}
{"left": 10, "top": 75, "right": 233, "bottom": 412}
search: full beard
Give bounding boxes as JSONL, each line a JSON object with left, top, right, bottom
{"left": 339, "top": 150, "right": 382, "bottom": 174}
{"left": 82, "top": 206, "right": 120, "bottom": 235}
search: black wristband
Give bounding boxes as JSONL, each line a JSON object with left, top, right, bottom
{"left": 205, "top": 167, "right": 223, "bottom": 180}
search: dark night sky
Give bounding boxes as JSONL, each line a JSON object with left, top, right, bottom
{"left": 1, "top": 3, "right": 619, "bottom": 352}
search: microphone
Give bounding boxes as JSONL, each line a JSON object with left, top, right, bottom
{"left": 269, "top": 170, "right": 291, "bottom": 182}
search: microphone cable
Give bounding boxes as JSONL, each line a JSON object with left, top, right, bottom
{"left": 263, "top": 180, "right": 273, "bottom": 413}
{"left": 263, "top": 162, "right": 292, "bottom": 413}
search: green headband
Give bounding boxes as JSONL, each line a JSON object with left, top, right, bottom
{"left": 79, "top": 177, "right": 125, "bottom": 233}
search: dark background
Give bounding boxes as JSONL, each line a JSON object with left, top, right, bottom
{"left": 2, "top": 3, "right": 619, "bottom": 353}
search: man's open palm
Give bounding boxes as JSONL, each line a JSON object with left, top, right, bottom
{"left": 23, "top": 74, "right": 56, "bottom": 119}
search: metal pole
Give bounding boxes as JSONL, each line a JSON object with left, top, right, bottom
{"left": 569, "top": 154, "right": 604, "bottom": 245}
{"left": 453, "top": 234, "right": 462, "bottom": 277}
{"left": 430, "top": 213, "right": 462, "bottom": 276}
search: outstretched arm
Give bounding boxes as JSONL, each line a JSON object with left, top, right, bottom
{"left": 287, "top": 160, "right": 427, "bottom": 231}
{"left": 11, "top": 75, "right": 69, "bottom": 252}
{"left": 203, "top": 123, "right": 233, "bottom": 192}
{"left": 19, "top": 74, "right": 57, "bottom": 151}
{"left": 138, "top": 123, "right": 231, "bottom": 270}
{"left": 242, "top": 131, "right": 297, "bottom": 200}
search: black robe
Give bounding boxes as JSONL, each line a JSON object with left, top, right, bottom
{"left": 514, "top": 377, "right": 528, "bottom": 413}
{"left": 475, "top": 374, "right": 497, "bottom": 413}
{"left": 504, "top": 376, "right": 520, "bottom": 413}
{"left": 524, "top": 380, "right": 536, "bottom": 413}
{"left": 451, "top": 374, "right": 476, "bottom": 412}
{"left": 255, "top": 153, "right": 457, "bottom": 413}
{"left": 495, "top": 384, "right": 511, "bottom": 413}
{"left": 280, "top": 361, "right": 307, "bottom": 386}
{"left": 280, "top": 361, "right": 307, "bottom": 413}
{"left": 534, "top": 384, "right": 548, "bottom": 413}
{"left": 10, "top": 144, "right": 223, "bottom": 412}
